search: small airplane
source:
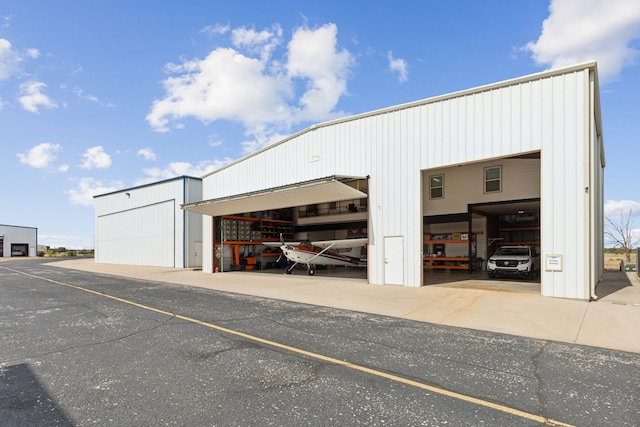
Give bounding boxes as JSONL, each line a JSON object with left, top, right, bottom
{"left": 266, "top": 234, "right": 368, "bottom": 275}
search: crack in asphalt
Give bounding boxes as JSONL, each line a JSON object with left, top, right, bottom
{"left": 0, "top": 314, "right": 172, "bottom": 367}
{"left": 532, "top": 341, "right": 550, "bottom": 421}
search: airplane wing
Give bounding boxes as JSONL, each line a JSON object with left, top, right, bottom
{"left": 262, "top": 241, "right": 302, "bottom": 247}
{"left": 311, "top": 238, "right": 368, "bottom": 249}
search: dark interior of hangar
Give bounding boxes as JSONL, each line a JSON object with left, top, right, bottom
{"left": 423, "top": 198, "right": 541, "bottom": 285}
{"left": 208, "top": 178, "right": 369, "bottom": 276}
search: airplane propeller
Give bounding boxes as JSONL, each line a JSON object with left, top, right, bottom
{"left": 278, "top": 233, "right": 298, "bottom": 274}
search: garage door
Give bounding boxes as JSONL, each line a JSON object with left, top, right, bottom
{"left": 96, "top": 201, "right": 175, "bottom": 267}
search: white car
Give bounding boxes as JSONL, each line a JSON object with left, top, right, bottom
{"left": 487, "top": 245, "right": 539, "bottom": 280}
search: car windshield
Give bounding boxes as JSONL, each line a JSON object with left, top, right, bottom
{"left": 494, "top": 247, "right": 529, "bottom": 256}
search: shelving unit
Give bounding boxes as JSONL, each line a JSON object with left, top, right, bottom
{"left": 423, "top": 232, "right": 479, "bottom": 271}
{"left": 422, "top": 256, "right": 470, "bottom": 270}
{"left": 496, "top": 213, "right": 540, "bottom": 247}
{"left": 216, "top": 214, "right": 294, "bottom": 271}
{"left": 261, "top": 218, "right": 295, "bottom": 241}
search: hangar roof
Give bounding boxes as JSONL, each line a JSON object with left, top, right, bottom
{"left": 181, "top": 176, "right": 367, "bottom": 217}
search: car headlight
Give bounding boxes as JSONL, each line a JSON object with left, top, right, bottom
{"left": 518, "top": 260, "right": 529, "bottom": 265}
{"left": 488, "top": 259, "right": 495, "bottom": 264}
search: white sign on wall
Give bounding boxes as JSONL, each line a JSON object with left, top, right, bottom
{"left": 546, "top": 254, "right": 563, "bottom": 271}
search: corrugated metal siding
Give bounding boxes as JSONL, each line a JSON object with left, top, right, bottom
{"left": 183, "top": 178, "right": 203, "bottom": 268}
{"left": 418, "top": 80, "right": 550, "bottom": 169}
{"left": 95, "top": 177, "right": 200, "bottom": 268}
{"left": 539, "top": 71, "right": 586, "bottom": 299}
{"left": 96, "top": 200, "right": 175, "bottom": 267}
{"left": 201, "top": 65, "right": 602, "bottom": 297}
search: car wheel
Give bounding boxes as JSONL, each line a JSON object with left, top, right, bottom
{"left": 488, "top": 273, "right": 495, "bottom": 279}
{"left": 527, "top": 267, "right": 535, "bottom": 281}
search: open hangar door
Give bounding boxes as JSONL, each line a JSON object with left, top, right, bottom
{"left": 422, "top": 153, "right": 542, "bottom": 288}
{"left": 182, "top": 176, "right": 369, "bottom": 278}
{"left": 423, "top": 199, "right": 540, "bottom": 287}
{"left": 470, "top": 199, "right": 541, "bottom": 283}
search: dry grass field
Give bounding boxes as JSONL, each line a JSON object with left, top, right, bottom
{"left": 604, "top": 250, "right": 637, "bottom": 271}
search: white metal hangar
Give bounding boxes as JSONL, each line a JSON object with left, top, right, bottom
{"left": 182, "top": 61, "right": 605, "bottom": 300}
{"left": 94, "top": 176, "right": 203, "bottom": 268}
{"left": 0, "top": 224, "right": 38, "bottom": 257}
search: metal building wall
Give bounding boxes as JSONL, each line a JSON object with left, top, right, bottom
{"left": 537, "top": 68, "right": 597, "bottom": 300}
{"left": 0, "top": 225, "right": 38, "bottom": 257}
{"left": 183, "top": 177, "right": 203, "bottom": 268}
{"left": 95, "top": 177, "right": 202, "bottom": 268}
{"left": 201, "top": 63, "right": 604, "bottom": 299}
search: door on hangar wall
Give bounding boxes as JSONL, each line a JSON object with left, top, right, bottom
{"left": 96, "top": 201, "right": 175, "bottom": 267}
{"left": 384, "top": 236, "right": 404, "bottom": 285}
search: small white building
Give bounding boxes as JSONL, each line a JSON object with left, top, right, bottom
{"left": 0, "top": 224, "right": 38, "bottom": 257}
{"left": 94, "top": 176, "right": 203, "bottom": 268}
{"left": 184, "top": 62, "right": 605, "bottom": 300}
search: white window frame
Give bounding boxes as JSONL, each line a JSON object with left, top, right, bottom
{"left": 484, "top": 166, "right": 502, "bottom": 193}
{"left": 429, "top": 175, "right": 444, "bottom": 199}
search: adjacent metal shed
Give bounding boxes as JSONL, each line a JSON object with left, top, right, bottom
{"left": 94, "top": 176, "right": 203, "bottom": 268}
{"left": 187, "top": 62, "right": 605, "bottom": 300}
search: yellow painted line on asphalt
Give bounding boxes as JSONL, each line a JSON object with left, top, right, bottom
{"left": 3, "top": 265, "right": 573, "bottom": 427}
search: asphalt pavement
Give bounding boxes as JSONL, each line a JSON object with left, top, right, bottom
{"left": 1, "top": 258, "right": 638, "bottom": 426}
{"left": 46, "top": 258, "right": 640, "bottom": 354}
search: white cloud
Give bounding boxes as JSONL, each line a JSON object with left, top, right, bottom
{"left": 200, "top": 23, "right": 230, "bottom": 38}
{"left": 137, "top": 147, "right": 157, "bottom": 161}
{"left": 71, "top": 65, "right": 84, "bottom": 76}
{"left": 525, "top": 0, "right": 640, "bottom": 82}
{"left": 137, "top": 159, "right": 233, "bottom": 185}
{"left": 18, "top": 81, "right": 58, "bottom": 113}
{"left": 286, "top": 23, "right": 354, "bottom": 123}
{"left": 17, "top": 142, "right": 61, "bottom": 168}
{"left": 146, "top": 47, "right": 292, "bottom": 135}
{"left": 73, "top": 87, "right": 115, "bottom": 107}
{"left": 208, "top": 134, "right": 223, "bottom": 147}
{"left": 74, "top": 87, "right": 98, "bottom": 103}
{"left": 604, "top": 199, "right": 640, "bottom": 217}
{"left": 387, "top": 51, "right": 408, "bottom": 82}
{"left": 147, "top": 22, "right": 354, "bottom": 153}
{"left": 65, "top": 177, "right": 123, "bottom": 206}
{"left": 26, "top": 48, "right": 39, "bottom": 59}
{"left": 232, "top": 24, "right": 282, "bottom": 62}
{"left": 0, "top": 38, "right": 21, "bottom": 80}
{"left": 80, "top": 146, "right": 112, "bottom": 169}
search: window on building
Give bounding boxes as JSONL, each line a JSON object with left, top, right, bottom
{"left": 484, "top": 166, "right": 502, "bottom": 193}
{"left": 429, "top": 175, "right": 444, "bottom": 199}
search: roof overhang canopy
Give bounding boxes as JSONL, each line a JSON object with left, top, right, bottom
{"left": 181, "top": 176, "right": 367, "bottom": 217}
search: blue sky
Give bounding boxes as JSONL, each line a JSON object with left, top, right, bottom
{"left": 1, "top": 0, "right": 639, "bottom": 249}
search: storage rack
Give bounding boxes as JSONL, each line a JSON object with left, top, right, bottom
{"left": 217, "top": 215, "right": 294, "bottom": 271}
{"left": 496, "top": 213, "right": 540, "bottom": 247}
{"left": 423, "top": 232, "right": 481, "bottom": 271}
